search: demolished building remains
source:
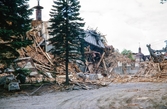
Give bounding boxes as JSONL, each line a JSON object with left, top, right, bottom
{"left": 1, "top": 1, "right": 167, "bottom": 91}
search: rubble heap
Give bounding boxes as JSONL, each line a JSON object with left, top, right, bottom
{"left": 2, "top": 20, "right": 167, "bottom": 92}
{"left": 14, "top": 25, "right": 137, "bottom": 86}
{"left": 14, "top": 20, "right": 55, "bottom": 83}
{"left": 112, "top": 60, "right": 167, "bottom": 83}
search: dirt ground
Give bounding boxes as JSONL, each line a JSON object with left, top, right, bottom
{"left": 0, "top": 82, "right": 167, "bottom": 109}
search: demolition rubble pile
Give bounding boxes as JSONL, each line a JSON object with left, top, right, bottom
{"left": 112, "top": 60, "right": 167, "bottom": 83}
{"left": 0, "top": 20, "right": 55, "bottom": 90}
{"left": 0, "top": 20, "right": 149, "bottom": 87}
{"left": 2, "top": 20, "right": 167, "bottom": 92}
{"left": 53, "top": 28, "right": 136, "bottom": 86}
{"left": 55, "top": 45, "right": 134, "bottom": 86}
{"left": 15, "top": 20, "right": 55, "bottom": 83}
{"left": 103, "top": 42, "right": 167, "bottom": 83}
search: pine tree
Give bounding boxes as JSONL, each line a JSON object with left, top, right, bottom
{"left": 0, "top": 0, "right": 33, "bottom": 69}
{"left": 48, "top": 0, "right": 85, "bottom": 84}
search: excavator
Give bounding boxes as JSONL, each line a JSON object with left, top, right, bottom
{"left": 146, "top": 40, "right": 167, "bottom": 63}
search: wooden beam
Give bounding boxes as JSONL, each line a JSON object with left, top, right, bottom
{"left": 102, "top": 59, "right": 107, "bottom": 71}
{"left": 96, "top": 52, "right": 105, "bottom": 69}
{"left": 33, "top": 31, "right": 54, "bottom": 65}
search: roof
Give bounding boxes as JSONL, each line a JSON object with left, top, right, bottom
{"left": 84, "top": 31, "right": 105, "bottom": 48}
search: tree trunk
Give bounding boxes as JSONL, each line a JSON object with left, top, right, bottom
{"left": 65, "top": 0, "right": 69, "bottom": 85}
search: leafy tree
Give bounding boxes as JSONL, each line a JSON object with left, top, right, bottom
{"left": 121, "top": 49, "right": 134, "bottom": 60}
{"left": 48, "top": 0, "right": 85, "bottom": 84}
{"left": 0, "top": 0, "right": 33, "bottom": 69}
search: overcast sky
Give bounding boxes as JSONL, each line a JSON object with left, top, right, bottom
{"left": 28, "top": 0, "right": 167, "bottom": 55}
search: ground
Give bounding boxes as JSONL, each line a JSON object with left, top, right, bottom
{"left": 0, "top": 82, "right": 167, "bottom": 109}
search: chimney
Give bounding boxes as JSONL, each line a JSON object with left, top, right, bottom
{"left": 33, "top": 0, "right": 43, "bottom": 21}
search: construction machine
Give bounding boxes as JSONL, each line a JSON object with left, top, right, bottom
{"left": 146, "top": 40, "right": 167, "bottom": 63}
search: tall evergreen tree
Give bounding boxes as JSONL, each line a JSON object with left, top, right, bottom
{"left": 48, "top": 0, "right": 85, "bottom": 84}
{"left": 0, "top": 0, "right": 33, "bottom": 69}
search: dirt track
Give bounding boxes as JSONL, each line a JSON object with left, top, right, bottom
{"left": 0, "top": 82, "right": 167, "bottom": 109}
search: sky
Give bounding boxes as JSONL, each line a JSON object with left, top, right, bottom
{"left": 28, "top": 0, "right": 167, "bottom": 55}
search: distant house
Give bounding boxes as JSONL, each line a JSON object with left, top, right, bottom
{"left": 135, "top": 47, "right": 144, "bottom": 61}
{"left": 135, "top": 47, "right": 150, "bottom": 62}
